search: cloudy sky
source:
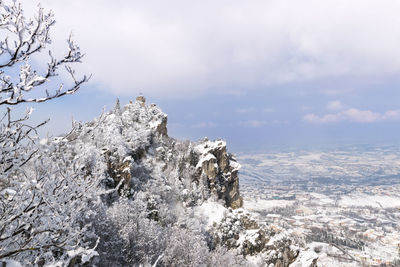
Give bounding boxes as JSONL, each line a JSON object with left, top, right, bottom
{"left": 24, "top": 0, "right": 400, "bottom": 151}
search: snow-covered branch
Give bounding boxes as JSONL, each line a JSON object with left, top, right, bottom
{"left": 0, "top": 135, "right": 105, "bottom": 264}
{"left": 0, "top": 107, "right": 45, "bottom": 183}
{"left": 0, "top": 0, "right": 89, "bottom": 106}
{"left": 0, "top": 1, "right": 93, "bottom": 264}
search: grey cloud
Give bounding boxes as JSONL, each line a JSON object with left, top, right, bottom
{"left": 28, "top": 0, "right": 400, "bottom": 97}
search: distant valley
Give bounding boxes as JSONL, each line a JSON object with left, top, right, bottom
{"left": 238, "top": 146, "right": 400, "bottom": 266}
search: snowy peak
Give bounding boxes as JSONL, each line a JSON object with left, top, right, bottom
{"left": 121, "top": 95, "right": 168, "bottom": 137}
{"left": 66, "top": 96, "right": 242, "bottom": 209}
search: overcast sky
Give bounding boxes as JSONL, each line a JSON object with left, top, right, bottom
{"left": 24, "top": 0, "right": 400, "bottom": 151}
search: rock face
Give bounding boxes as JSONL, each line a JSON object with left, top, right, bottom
{"left": 70, "top": 96, "right": 242, "bottom": 209}
{"left": 210, "top": 208, "right": 299, "bottom": 266}
{"left": 194, "top": 140, "right": 243, "bottom": 208}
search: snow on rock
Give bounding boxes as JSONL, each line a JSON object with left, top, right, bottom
{"left": 195, "top": 153, "right": 217, "bottom": 170}
{"left": 207, "top": 207, "right": 299, "bottom": 265}
{"left": 291, "top": 242, "right": 359, "bottom": 267}
{"left": 290, "top": 249, "right": 318, "bottom": 267}
{"left": 195, "top": 200, "right": 228, "bottom": 227}
{"left": 194, "top": 138, "right": 243, "bottom": 208}
{"left": 60, "top": 96, "right": 243, "bottom": 210}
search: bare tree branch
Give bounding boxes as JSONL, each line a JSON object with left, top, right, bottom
{"left": 0, "top": 1, "right": 89, "bottom": 106}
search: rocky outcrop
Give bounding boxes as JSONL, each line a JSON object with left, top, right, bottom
{"left": 210, "top": 208, "right": 299, "bottom": 266}
{"left": 73, "top": 96, "right": 242, "bottom": 209}
{"left": 194, "top": 140, "right": 243, "bottom": 208}
{"left": 103, "top": 150, "right": 132, "bottom": 186}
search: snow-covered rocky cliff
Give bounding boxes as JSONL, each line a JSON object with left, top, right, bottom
{"left": 66, "top": 96, "right": 243, "bottom": 210}
{"left": 70, "top": 96, "right": 299, "bottom": 266}
{"left": 1, "top": 96, "right": 299, "bottom": 266}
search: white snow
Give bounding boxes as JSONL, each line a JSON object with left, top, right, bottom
{"left": 67, "top": 239, "right": 99, "bottom": 264}
{"left": 290, "top": 249, "right": 318, "bottom": 267}
{"left": 196, "top": 153, "right": 216, "bottom": 169}
{"left": 309, "top": 193, "right": 335, "bottom": 205}
{"left": 123, "top": 156, "right": 132, "bottom": 162}
{"left": 1, "top": 188, "right": 17, "bottom": 201}
{"left": 195, "top": 200, "right": 227, "bottom": 227}
{"left": 149, "top": 120, "right": 160, "bottom": 128}
{"left": 194, "top": 140, "right": 226, "bottom": 155}
{"left": 243, "top": 197, "right": 295, "bottom": 212}
{"left": 292, "top": 242, "right": 361, "bottom": 267}
{"left": 39, "top": 138, "right": 48, "bottom": 145}
{"left": 237, "top": 229, "right": 260, "bottom": 245}
{"left": 229, "top": 160, "right": 241, "bottom": 171}
{"left": 0, "top": 260, "right": 23, "bottom": 267}
{"left": 339, "top": 193, "right": 400, "bottom": 208}
{"left": 122, "top": 167, "right": 130, "bottom": 173}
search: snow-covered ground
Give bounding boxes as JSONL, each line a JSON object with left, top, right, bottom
{"left": 339, "top": 193, "right": 400, "bottom": 208}
{"left": 238, "top": 145, "right": 400, "bottom": 266}
{"left": 238, "top": 145, "right": 400, "bottom": 187}
{"left": 243, "top": 198, "right": 295, "bottom": 211}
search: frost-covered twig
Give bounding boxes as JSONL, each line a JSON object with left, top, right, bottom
{"left": 0, "top": 0, "right": 89, "bottom": 106}
{"left": 0, "top": 1, "right": 93, "bottom": 264}
{"left": 152, "top": 253, "right": 164, "bottom": 267}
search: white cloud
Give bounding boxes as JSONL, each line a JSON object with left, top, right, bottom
{"left": 341, "top": 109, "right": 381, "bottom": 123}
{"left": 326, "top": 100, "right": 344, "bottom": 111}
{"left": 383, "top": 110, "right": 400, "bottom": 120}
{"left": 240, "top": 119, "right": 287, "bottom": 127}
{"left": 26, "top": 0, "right": 400, "bottom": 97}
{"left": 304, "top": 108, "right": 400, "bottom": 124}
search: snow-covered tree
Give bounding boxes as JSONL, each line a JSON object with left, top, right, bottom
{"left": 0, "top": 137, "right": 104, "bottom": 264}
{"left": 0, "top": 0, "right": 93, "bottom": 265}
{"left": 0, "top": 106, "right": 44, "bottom": 188}
{"left": 0, "top": 0, "right": 89, "bottom": 184}
{"left": 0, "top": 0, "right": 89, "bottom": 106}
